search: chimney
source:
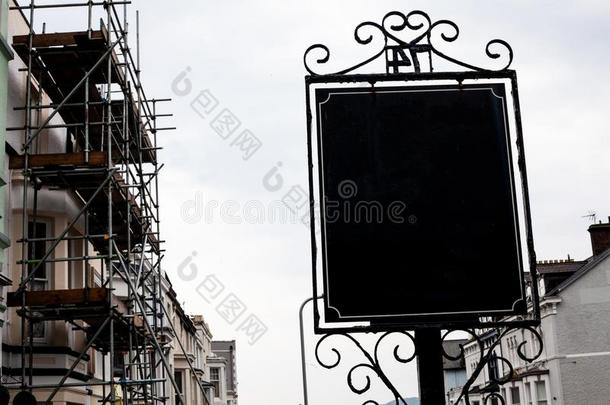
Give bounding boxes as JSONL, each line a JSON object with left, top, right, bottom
{"left": 588, "top": 217, "right": 610, "bottom": 256}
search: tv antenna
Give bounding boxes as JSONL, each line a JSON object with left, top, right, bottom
{"left": 582, "top": 210, "right": 597, "bottom": 223}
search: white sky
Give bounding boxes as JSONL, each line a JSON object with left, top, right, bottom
{"left": 46, "top": 0, "right": 610, "bottom": 403}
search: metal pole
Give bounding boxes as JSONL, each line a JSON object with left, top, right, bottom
{"left": 28, "top": 179, "right": 39, "bottom": 389}
{"left": 105, "top": 2, "right": 116, "bottom": 403}
{"left": 102, "top": 348, "right": 106, "bottom": 404}
{"left": 151, "top": 95, "right": 162, "bottom": 402}
{"left": 415, "top": 328, "right": 446, "bottom": 405}
{"left": 136, "top": 10, "right": 140, "bottom": 72}
{"left": 10, "top": 1, "right": 131, "bottom": 10}
{"left": 20, "top": 0, "right": 35, "bottom": 389}
{"left": 84, "top": 74, "right": 90, "bottom": 162}
{"left": 3, "top": 379, "right": 165, "bottom": 390}
{"left": 510, "top": 72, "right": 540, "bottom": 322}
{"left": 298, "top": 296, "right": 320, "bottom": 405}
{"left": 87, "top": 0, "right": 92, "bottom": 38}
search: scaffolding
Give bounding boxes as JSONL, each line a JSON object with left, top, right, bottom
{"left": 4, "top": 1, "right": 208, "bottom": 404}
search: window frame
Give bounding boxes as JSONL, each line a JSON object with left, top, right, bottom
{"left": 210, "top": 367, "right": 221, "bottom": 398}
{"left": 535, "top": 380, "right": 547, "bottom": 405}
{"left": 27, "top": 219, "right": 52, "bottom": 342}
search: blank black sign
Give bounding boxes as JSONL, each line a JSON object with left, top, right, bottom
{"left": 314, "top": 83, "right": 525, "bottom": 324}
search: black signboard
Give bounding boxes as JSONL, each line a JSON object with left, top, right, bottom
{"left": 307, "top": 75, "right": 529, "bottom": 328}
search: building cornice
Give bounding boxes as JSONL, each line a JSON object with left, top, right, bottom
{"left": 0, "top": 231, "right": 11, "bottom": 250}
{"left": 0, "top": 34, "right": 14, "bottom": 61}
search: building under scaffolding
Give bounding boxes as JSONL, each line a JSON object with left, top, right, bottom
{"left": 1, "top": 1, "right": 212, "bottom": 403}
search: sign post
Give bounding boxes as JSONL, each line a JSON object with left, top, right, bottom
{"left": 415, "top": 328, "right": 445, "bottom": 404}
{"left": 302, "top": 9, "right": 542, "bottom": 405}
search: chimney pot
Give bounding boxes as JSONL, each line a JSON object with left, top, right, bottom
{"left": 588, "top": 217, "right": 610, "bottom": 256}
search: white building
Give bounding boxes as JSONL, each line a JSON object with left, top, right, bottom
{"left": 210, "top": 341, "right": 238, "bottom": 405}
{"left": 160, "top": 273, "right": 218, "bottom": 405}
{"left": 0, "top": 3, "right": 233, "bottom": 403}
{"left": 449, "top": 219, "right": 610, "bottom": 405}
{"left": 443, "top": 339, "right": 468, "bottom": 404}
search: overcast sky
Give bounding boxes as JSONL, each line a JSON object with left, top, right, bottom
{"left": 78, "top": 1, "right": 610, "bottom": 403}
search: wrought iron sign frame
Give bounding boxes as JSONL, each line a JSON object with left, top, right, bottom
{"left": 304, "top": 9, "right": 514, "bottom": 76}
{"left": 302, "top": 9, "right": 544, "bottom": 405}
{"left": 301, "top": 298, "right": 544, "bottom": 405}
{"left": 304, "top": 9, "right": 541, "bottom": 334}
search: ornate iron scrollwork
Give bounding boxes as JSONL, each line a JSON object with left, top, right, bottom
{"left": 304, "top": 10, "right": 539, "bottom": 405}
{"left": 314, "top": 327, "right": 543, "bottom": 405}
{"left": 304, "top": 10, "right": 513, "bottom": 75}
{"left": 442, "top": 327, "right": 544, "bottom": 405}
{"left": 315, "top": 332, "right": 416, "bottom": 405}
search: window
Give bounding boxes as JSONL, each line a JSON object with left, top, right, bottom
{"left": 29, "top": 85, "right": 43, "bottom": 154}
{"left": 210, "top": 367, "right": 221, "bottom": 398}
{"left": 174, "top": 370, "right": 183, "bottom": 405}
{"left": 28, "top": 221, "right": 50, "bottom": 339}
{"left": 28, "top": 221, "right": 49, "bottom": 287}
{"left": 535, "top": 381, "right": 547, "bottom": 405}
{"left": 488, "top": 353, "right": 499, "bottom": 381}
{"left": 531, "top": 336, "right": 539, "bottom": 360}
{"left": 68, "top": 236, "right": 83, "bottom": 289}
{"left": 525, "top": 382, "right": 533, "bottom": 405}
{"left": 511, "top": 386, "right": 521, "bottom": 405}
{"left": 113, "top": 353, "right": 125, "bottom": 378}
{"left": 68, "top": 237, "right": 74, "bottom": 289}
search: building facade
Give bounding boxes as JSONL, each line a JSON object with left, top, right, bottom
{"left": 0, "top": 2, "right": 233, "bottom": 404}
{"left": 1, "top": 3, "right": 108, "bottom": 402}
{"left": 448, "top": 220, "right": 610, "bottom": 405}
{"left": 0, "top": 0, "right": 13, "bottom": 377}
{"left": 162, "top": 273, "right": 220, "bottom": 405}
{"left": 210, "top": 341, "right": 238, "bottom": 405}
{"left": 443, "top": 339, "right": 468, "bottom": 405}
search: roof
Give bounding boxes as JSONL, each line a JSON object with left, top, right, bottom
{"left": 442, "top": 339, "right": 468, "bottom": 370}
{"left": 212, "top": 340, "right": 236, "bottom": 349}
{"left": 192, "top": 315, "right": 213, "bottom": 337}
{"left": 0, "top": 273, "right": 12, "bottom": 287}
{"left": 536, "top": 260, "right": 587, "bottom": 274}
{"left": 547, "top": 247, "right": 610, "bottom": 296}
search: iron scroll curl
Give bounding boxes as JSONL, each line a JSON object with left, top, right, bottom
{"left": 312, "top": 327, "right": 544, "bottom": 405}
{"left": 441, "top": 326, "right": 544, "bottom": 405}
{"left": 315, "top": 332, "right": 416, "bottom": 405}
{"left": 304, "top": 10, "right": 513, "bottom": 75}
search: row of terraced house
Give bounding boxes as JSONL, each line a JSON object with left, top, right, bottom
{"left": 445, "top": 220, "right": 610, "bottom": 405}
{"left": 0, "top": 1, "right": 237, "bottom": 404}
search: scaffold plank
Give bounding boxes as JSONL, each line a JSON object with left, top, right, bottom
{"left": 9, "top": 151, "right": 107, "bottom": 169}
